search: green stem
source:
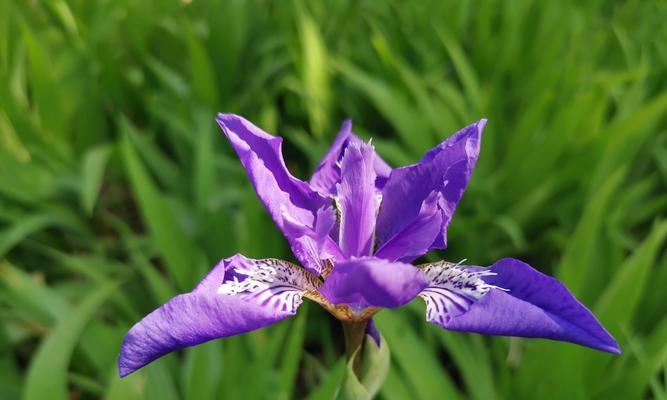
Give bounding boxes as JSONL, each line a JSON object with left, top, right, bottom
{"left": 342, "top": 320, "right": 368, "bottom": 377}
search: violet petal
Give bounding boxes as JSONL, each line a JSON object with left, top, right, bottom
{"left": 319, "top": 257, "right": 427, "bottom": 309}
{"left": 374, "top": 191, "right": 443, "bottom": 262}
{"left": 282, "top": 206, "right": 344, "bottom": 274}
{"left": 310, "top": 119, "right": 391, "bottom": 195}
{"left": 216, "top": 114, "right": 340, "bottom": 272}
{"left": 376, "top": 120, "right": 486, "bottom": 260}
{"left": 118, "top": 254, "right": 318, "bottom": 377}
{"left": 337, "top": 141, "right": 378, "bottom": 257}
{"left": 366, "top": 318, "right": 381, "bottom": 347}
{"left": 420, "top": 258, "right": 620, "bottom": 354}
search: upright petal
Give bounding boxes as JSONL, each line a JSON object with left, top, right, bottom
{"left": 376, "top": 120, "right": 486, "bottom": 259}
{"left": 119, "top": 254, "right": 321, "bottom": 377}
{"left": 418, "top": 258, "right": 620, "bottom": 354}
{"left": 309, "top": 119, "right": 352, "bottom": 194}
{"left": 337, "top": 141, "right": 378, "bottom": 257}
{"left": 374, "top": 191, "right": 443, "bottom": 262}
{"left": 320, "top": 257, "right": 427, "bottom": 310}
{"left": 310, "top": 119, "right": 392, "bottom": 195}
{"left": 216, "top": 114, "right": 335, "bottom": 271}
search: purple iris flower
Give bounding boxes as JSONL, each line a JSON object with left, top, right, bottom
{"left": 118, "top": 114, "right": 619, "bottom": 377}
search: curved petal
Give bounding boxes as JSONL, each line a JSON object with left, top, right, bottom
{"left": 419, "top": 258, "right": 620, "bottom": 354}
{"left": 320, "top": 257, "right": 427, "bottom": 309}
{"left": 282, "top": 206, "right": 344, "bottom": 273}
{"left": 376, "top": 120, "right": 486, "bottom": 259}
{"left": 374, "top": 191, "right": 443, "bottom": 262}
{"left": 216, "top": 114, "right": 337, "bottom": 272}
{"left": 119, "top": 254, "right": 320, "bottom": 377}
{"left": 310, "top": 119, "right": 391, "bottom": 195}
{"left": 337, "top": 141, "right": 378, "bottom": 257}
{"left": 309, "top": 119, "right": 352, "bottom": 194}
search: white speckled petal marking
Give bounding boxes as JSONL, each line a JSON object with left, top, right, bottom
{"left": 218, "top": 259, "right": 320, "bottom": 314}
{"left": 418, "top": 261, "right": 505, "bottom": 326}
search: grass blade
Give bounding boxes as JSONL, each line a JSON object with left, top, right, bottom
{"left": 23, "top": 281, "right": 117, "bottom": 400}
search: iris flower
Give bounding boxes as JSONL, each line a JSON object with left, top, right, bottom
{"left": 118, "top": 114, "right": 619, "bottom": 378}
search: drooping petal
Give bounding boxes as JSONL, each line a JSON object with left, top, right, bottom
{"left": 216, "top": 255, "right": 322, "bottom": 311}
{"left": 376, "top": 120, "right": 486, "bottom": 259}
{"left": 419, "top": 258, "right": 620, "bottom": 354}
{"left": 310, "top": 119, "right": 391, "bottom": 195}
{"left": 418, "top": 260, "right": 498, "bottom": 323}
{"left": 119, "top": 254, "right": 321, "bottom": 377}
{"left": 337, "top": 141, "right": 378, "bottom": 257}
{"left": 374, "top": 191, "right": 443, "bottom": 262}
{"left": 216, "top": 114, "right": 336, "bottom": 272}
{"left": 320, "top": 257, "right": 427, "bottom": 309}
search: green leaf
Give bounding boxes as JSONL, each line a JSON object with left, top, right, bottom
{"left": 23, "top": 281, "right": 117, "bottom": 400}
{"left": 105, "top": 369, "right": 144, "bottom": 400}
{"left": 375, "top": 312, "right": 461, "bottom": 400}
{"left": 596, "top": 318, "right": 667, "bottom": 399}
{"left": 437, "top": 333, "right": 496, "bottom": 400}
{"left": 436, "top": 28, "right": 481, "bottom": 109}
{"left": 306, "top": 358, "right": 346, "bottom": 400}
{"left": 20, "top": 22, "right": 67, "bottom": 137}
{"left": 0, "top": 353, "right": 22, "bottom": 400}
{"left": 0, "top": 261, "right": 69, "bottom": 325}
{"left": 80, "top": 144, "right": 113, "bottom": 215}
{"left": 143, "top": 361, "right": 180, "bottom": 400}
{"left": 119, "top": 117, "right": 201, "bottom": 290}
{"left": 144, "top": 56, "right": 189, "bottom": 99}
{"left": 379, "top": 364, "right": 414, "bottom": 400}
{"left": 192, "top": 110, "right": 216, "bottom": 211}
{"left": 334, "top": 59, "right": 430, "bottom": 155}
{"left": 590, "top": 93, "right": 667, "bottom": 192}
{"left": 0, "top": 214, "right": 62, "bottom": 259}
{"left": 182, "top": 341, "right": 222, "bottom": 400}
{"left": 337, "top": 334, "right": 390, "bottom": 400}
{"left": 44, "top": 0, "right": 79, "bottom": 37}
{"left": 182, "top": 20, "right": 220, "bottom": 108}
{"left": 557, "top": 167, "right": 625, "bottom": 299}
{"left": 0, "top": 110, "right": 30, "bottom": 162}
{"left": 298, "top": 12, "right": 330, "bottom": 138}
{"left": 595, "top": 220, "right": 667, "bottom": 330}
{"left": 276, "top": 305, "right": 308, "bottom": 400}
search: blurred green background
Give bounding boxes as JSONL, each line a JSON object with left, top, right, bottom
{"left": 1, "top": 0, "right": 667, "bottom": 399}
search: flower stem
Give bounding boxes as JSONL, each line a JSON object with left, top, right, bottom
{"left": 342, "top": 320, "right": 368, "bottom": 376}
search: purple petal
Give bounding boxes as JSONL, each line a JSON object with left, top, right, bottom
{"left": 119, "top": 293, "right": 289, "bottom": 377}
{"left": 319, "top": 257, "right": 427, "bottom": 309}
{"left": 376, "top": 120, "right": 486, "bottom": 259}
{"left": 366, "top": 318, "right": 381, "bottom": 346}
{"left": 309, "top": 119, "right": 352, "bottom": 194}
{"left": 337, "top": 141, "right": 378, "bottom": 257}
{"left": 119, "top": 254, "right": 318, "bottom": 377}
{"left": 420, "top": 258, "right": 620, "bottom": 354}
{"left": 374, "top": 191, "right": 443, "bottom": 262}
{"left": 310, "top": 119, "right": 391, "bottom": 195}
{"left": 216, "top": 114, "right": 339, "bottom": 272}
{"left": 282, "top": 206, "right": 344, "bottom": 273}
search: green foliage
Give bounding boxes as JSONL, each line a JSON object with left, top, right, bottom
{"left": 337, "top": 334, "right": 389, "bottom": 400}
{"left": 1, "top": 0, "right": 666, "bottom": 398}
